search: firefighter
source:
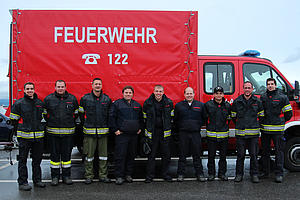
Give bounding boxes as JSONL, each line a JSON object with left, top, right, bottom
{"left": 109, "top": 86, "right": 143, "bottom": 185}
{"left": 231, "top": 81, "right": 264, "bottom": 183}
{"left": 79, "top": 78, "right": 112, "bottom": 184}
{"left": 204, "top": 86, "right": 231, "bottom": 181}
{"left": 44, "top": 80, "right": 79, "bottom": 186}
{"left": 260, "top": 78, "right": 292, "bottom": 183}
{"left": 9, "top": 82, "right": 46, "bottom": 191}
{"left": 144, "top": 85, "right": 173, "bottom": 183}
{"left": 174, "top": 87, "right": 206, "bottom": 182}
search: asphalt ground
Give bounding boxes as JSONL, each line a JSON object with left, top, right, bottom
{"left": 0, "top": 149, "right": 300, "bottom": 200}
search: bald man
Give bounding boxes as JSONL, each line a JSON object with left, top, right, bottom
{"left": 174, "top": 87, "right": 206, "bottom": 182}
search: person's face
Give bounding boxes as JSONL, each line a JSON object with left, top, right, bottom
{"left": 92, "top": 80, "right": 102, "bottom": 93}
{"left": 243, "top": 82, "right": 253, "bottom": 97}
{"left": 213, "top": 91, "right": 224, "bottom": 101}
{"left": 154, "top": 86, "right": 164, "bottom": 101}
{"left": 184, "top": 87, "right": 195, "bottom": 102}
{"left": 267, "top": 80, "right": 276, "bottom": 91}
{"left": 24, "top": 84, "right": 34, "bottom": 98}
{"left": 123, "top": 89, "right": 133, "bottom": 101}
{"left": 55, "top": 82, "right": 66, "bottom": 95}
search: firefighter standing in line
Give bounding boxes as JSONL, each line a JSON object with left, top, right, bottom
{"left": 10, "top": 82, "right": 46, "bottom": 191}
{"left": 260, "top": 78, "right": 292, "bottom": 183}
{"left": 204, "top": 86, "right": 231, "bottom": 181}
{"left": 144, "top": 85, "right": 173, "bottom": 183}
{"left": 174, "top": 87, "right": 206, "bottom": 182}
{"left": 231, "top": 81, "right": 264, "bottom": 183}
{"left": 44, "top": 80, "right": 79, "bottom": 186}
{"left": 109, "top": 86, "right": 143, "bottom": 185}
{"left": 79, "top": 78, "right": 112, "bottom": 184}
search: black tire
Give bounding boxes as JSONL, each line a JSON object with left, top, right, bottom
{"left": 284, "top": 137, "right": 300, "bottom": 171}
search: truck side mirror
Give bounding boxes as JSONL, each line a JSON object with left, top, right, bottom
{"left": 0, "top": 118, "right": 3, "bottom": 123}
{"left": 294, "top": 80, "right": 299, "bottom": 103}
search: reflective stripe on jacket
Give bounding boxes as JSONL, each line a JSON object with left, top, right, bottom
{"left": 17, "top": 131, "right": 44, "bottom": 139}
{"left": 47, "top": 127, "right": 75, "bottom": 135}
{"left": 206, "top": 131, "right": 229, "bottom": 139}
{"left": 83, "top": 127, "right": 109, "bottom": 135}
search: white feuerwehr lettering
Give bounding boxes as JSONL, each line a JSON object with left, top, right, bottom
{"left": 54, "top": 27, "right": 157, "bottom": 44}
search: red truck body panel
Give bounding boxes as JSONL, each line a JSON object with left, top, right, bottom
{"left": 9, "top": 10, "right": 198, "bottom": 105}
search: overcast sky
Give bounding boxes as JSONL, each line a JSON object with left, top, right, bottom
{"left": 1, "top": 0, "right": 300, "bottom": 99}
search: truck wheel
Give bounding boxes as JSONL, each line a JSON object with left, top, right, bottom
{"left": 284, "top": 137, "right": 300, "bottom": 171}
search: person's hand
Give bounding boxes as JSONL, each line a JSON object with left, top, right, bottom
{"left": 137, "top": 129, "right": 141, "bottom": 134}
{"left": 115, "top": 130, "right": 122, "bottom": 135}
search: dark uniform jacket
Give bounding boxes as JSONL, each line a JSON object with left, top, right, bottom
{"left": 10, "top": 93, "right": 45, "bottom": 140}
{"left": 174, "top": 100, "right": 205, "bottom": 133}
{"left": 109, "top": 98, "right": 143, "bottom": 134}
{"left": 260, "top": 89, "right": 292, "bottom": 134}
{"left": 231, "top": 94, "right": 264, "bottom": 138}
{"left": 143, "top": 94, "right": 173, "bottom": 139}
{"left": 205, "top": 98, "right": 231, "bottom": 139}
{"left": 44, "top": 91, "right": 79, "bottom": 135}
{"left": 79, "top": 91, "right": 111, "bottom": 137}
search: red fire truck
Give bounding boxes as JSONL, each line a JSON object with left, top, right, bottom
{"left": 6, "top": 10, "right": 300, "bottom": 171}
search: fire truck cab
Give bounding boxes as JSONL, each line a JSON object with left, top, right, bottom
{"left": 197, "top": 50, "right": 300, "bottom": 171}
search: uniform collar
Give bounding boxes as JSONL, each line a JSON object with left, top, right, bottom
{"left": 24, "top": 93, "right": 37, "bottom": 100}
{"left": 55, "top": 91, "right": 69, "bottom": 99}
{"left": 91, "top": 90, "right": 102, "bottom": 98}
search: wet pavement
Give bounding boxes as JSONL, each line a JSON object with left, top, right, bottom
{"left": 0, "top": 148, "right": 300, "bottom": 200}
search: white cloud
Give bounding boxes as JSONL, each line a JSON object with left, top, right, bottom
{"left": 283, "top": 48, "right": 300, "bottom": 63}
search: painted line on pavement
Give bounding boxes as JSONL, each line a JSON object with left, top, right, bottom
{"left": 0, "top": 177, "right": 235, "bottom": 183}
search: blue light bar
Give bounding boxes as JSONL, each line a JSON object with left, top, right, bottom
{"left": 240, "top": 50, "right": 261, "bottom": 57}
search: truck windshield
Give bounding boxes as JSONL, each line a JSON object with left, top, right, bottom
{"left": 243, "top": 63, "right": 288, "bottom": 95}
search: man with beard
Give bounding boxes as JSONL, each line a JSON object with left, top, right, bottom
{"left": 231, "top": 81, "right": 264, "bottom": 183}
